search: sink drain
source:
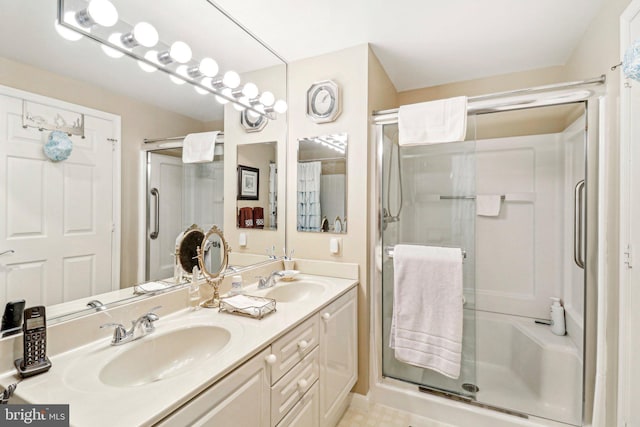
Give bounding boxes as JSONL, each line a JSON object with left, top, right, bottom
{"left": 462, "top": 383, "right": 479, "bottom": 393}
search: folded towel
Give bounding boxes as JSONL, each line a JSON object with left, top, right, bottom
{"left": 182, "top": 131, "right": 219, "bottom": 163}
{"left": 390, "top": 244, "right": 463, "bottom": 379}
{"left": 222, "top": 295, "right": 272, "bottom": 317}
{"left": 476, "top": 195, "right": 502, "bottom": 216}
{"left": 398, "top": 97, "right": 468, "bottom": 146}
{"left": 134, "top": 281, "right": 171, "bottom": 294}
{"left": 238, "top": 207, "right": 253, "bottom": 228}
{"left": 253, "top": 207, "right": 264, "bottom": 229}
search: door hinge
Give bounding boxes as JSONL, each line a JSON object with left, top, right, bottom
{"left": 111, "top": 223, "right": 116, "bottom": 232}
{"left": 624, "top": 244, "right": 633, "bottom": 269}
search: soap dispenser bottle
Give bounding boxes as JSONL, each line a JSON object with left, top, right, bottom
{"left": 550, "top": 297, "right": 566, "bottom": 336}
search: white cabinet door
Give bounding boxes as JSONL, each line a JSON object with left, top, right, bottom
{"left": 319, "top": 288, "right": 358, "bottom": 427}
{"left": 277, "top": 381, "right": 319, "bottom": 427}
{"left": 156, "top": 348, "right": 271, "bottom": 427}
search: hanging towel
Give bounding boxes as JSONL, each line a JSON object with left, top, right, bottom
{"left": 253, "top": 207, "right": 264, "bottom": 229}
{"left": 390, "top": 244, "right": 463, "bottom": 379}
{"left": 182, "top": 131, "right": 219, "bottom": 163}
{"left": 476, "top": 195, "right": 502, "bottom": 216}
{"left": 238, "top": 207, "right": 253, "bottom": 228}
{"left": 398, "top": 97, "right": 468, "bottom": 146}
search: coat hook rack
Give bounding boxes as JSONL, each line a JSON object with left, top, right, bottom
{"left": 21, "top": 100, "right": 85, "bottom": 138}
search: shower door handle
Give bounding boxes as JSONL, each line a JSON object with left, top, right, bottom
{"left": 150, "top": 188, "right": 159, "bottom": 240}
{"left": 574, "top": 180, "right": 585, "bottom": 269}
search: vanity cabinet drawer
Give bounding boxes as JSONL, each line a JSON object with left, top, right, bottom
{"left": 271, "top": 347, "right": 319, "bottom": 427}
{"left": 276, "top": 381, "right": 319, "bottom": 427}
{"left": 269, "top": 315, "right": 318, "bottom": 384}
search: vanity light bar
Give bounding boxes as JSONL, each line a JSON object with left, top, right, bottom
{"left": 56, "top": 0, "right": 286, "bottom": 120}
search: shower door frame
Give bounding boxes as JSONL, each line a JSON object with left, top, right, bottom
{"left": 370, "top": 78, "right": 606, "bottom": 426}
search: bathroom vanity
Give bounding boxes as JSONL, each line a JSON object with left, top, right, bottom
{"left": 0, "top": 273, "right": 358, "bottom": 427}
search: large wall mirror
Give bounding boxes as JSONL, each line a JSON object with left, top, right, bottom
{"left": 0, "top": 0, "right": 287, "bottom": 327}
{"left": 236, "top": 142, "right": 278, "bottom": 230}
{"left": 297, "top": 133, "right": 348, "bottom": 234}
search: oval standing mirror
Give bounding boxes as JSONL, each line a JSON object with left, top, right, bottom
{"left": 177, "top": 225, "right": 205, "bottom": 277}
{"left": 198, "top": 225, "right": 230, "bottom": 308}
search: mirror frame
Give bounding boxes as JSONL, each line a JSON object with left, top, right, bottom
{"left": 197, "top": 225, "right": 230, "bottom": 308}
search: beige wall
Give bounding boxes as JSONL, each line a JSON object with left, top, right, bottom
{"left": 287, "top": 44, "right": 374, "bottom": 394}
{"left": 0, "top": 56, "right": 210, "bottom": 287}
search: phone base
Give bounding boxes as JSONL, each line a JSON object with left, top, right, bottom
{"left": 14, "top": 357, "right": 52, "bottom": 378}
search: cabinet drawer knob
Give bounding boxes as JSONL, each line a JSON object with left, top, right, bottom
{"left": 265, "top": 354, "right": 277, "bottom": 365}
{"left": 322, "top": 312, "right": 331, "bottom": 321}
{"left": 297, "top": 379, "right": 308, "bottom": 389}
{"left": 297, "top": 340, "right": 309, "bottom": 350}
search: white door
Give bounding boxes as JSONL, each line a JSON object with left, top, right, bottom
{"left": 147, "top": 152, "right": 183, "bottom": 281}
{"left": 0, "top": 93, "right": 116, "bottom": 310}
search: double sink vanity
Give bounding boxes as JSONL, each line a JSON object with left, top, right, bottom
{"left": 0, "top": 263, "right": 358, "bottom": 427}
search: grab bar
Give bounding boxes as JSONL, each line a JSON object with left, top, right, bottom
{"left": 574, "top": 180, "right": 585, "bottom": 269}
{"left": 150, "top": 188, "right": 159, "bottom": 240}
{"left": 385, "top": 245, "right": 467, "bottom": 260}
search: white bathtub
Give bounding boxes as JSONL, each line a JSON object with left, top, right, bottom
{"left": 476, "top": 311, "right": 583, "bottom": 425}
{"left": 372, "top": 309, "right": 583, "bottom": 427}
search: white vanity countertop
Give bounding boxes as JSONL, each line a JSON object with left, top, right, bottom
{"left": 0, "top": 274, "right": 357, "bottom": 427}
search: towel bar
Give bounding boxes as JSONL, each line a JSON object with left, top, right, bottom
{"left": 384, "top": 245, "right": 467, "bottom": 260}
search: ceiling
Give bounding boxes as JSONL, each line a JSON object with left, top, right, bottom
{"left": 1, "top": 0, "right": 605, "bottom": 120}
{"left": 214, "top": 0, "right": 605, "bottom": 91}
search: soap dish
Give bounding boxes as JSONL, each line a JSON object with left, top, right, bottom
{"left": 219, "top": 295, "right": 276, "bottom": 319}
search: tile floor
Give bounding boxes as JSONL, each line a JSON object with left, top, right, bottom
{"left": 337, "top": 401, "right": 456, "bottom": 427}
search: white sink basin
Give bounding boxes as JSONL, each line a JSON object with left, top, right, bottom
{"left": 99, "top": 325, "right": 231, "bottom": 387}
{"left": 264, "top": 281, "right": 325, "bottom": 302}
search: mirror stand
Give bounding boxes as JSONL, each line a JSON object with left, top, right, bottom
{"left": 201, "top": 277, "right": 223, "bottom": 308}
{"left": 197, "top": 225, "right": 230, "bottom": 309}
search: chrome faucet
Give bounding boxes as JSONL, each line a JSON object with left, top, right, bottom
{"left": 100, "top": 306, "right": 161, "bottom": 346}
{"left": 257, "top": 271, "right": 285, "bottom": 289}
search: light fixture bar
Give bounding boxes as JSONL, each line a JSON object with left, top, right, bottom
{"left": 57, "top": 0, "right": 277, "bottom": 119}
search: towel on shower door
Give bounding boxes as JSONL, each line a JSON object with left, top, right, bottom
{"left": 398, "top": 96, "right": 468, "bottom": 145}
{"left": 390, "top": 244, "right": 463, "bottom": 379}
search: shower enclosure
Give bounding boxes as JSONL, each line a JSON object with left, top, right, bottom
{"left": 374, "top": 79, "right": 603, "bottom": 426}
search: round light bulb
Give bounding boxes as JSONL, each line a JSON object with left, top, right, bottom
{"left": 199, "top": 58, "right": 219, "bottom": 78}
{"left": 242, "top": 83, "right": 259, "bottom": 99}
{"left": 274, "top": 99, "right": 288, "bottom": 114}
{"left": 137, "top": 50, "right": 159, "bottom": 72}
{"left": 133, "top": 22, "right": 158, "bottom": 47}
{"left": 169, "top": 41, "right": 192, "bottom": 63}
{"left": 259, "top": 91, "right": 275, "bottom": 107}
{"left": 222, "top": 71, "right": 240, "bottom": 89}
{"left": 87, "top": 0, "right": 118, "bottom": 27}
{"left": 101, "top": 32, "right": 126, "bottom": 58}
{"left": 215, "top": 88, "right": 233, "bottom": 104}
{"left": 54, "top": 12, "right": 83, "bottom": 41}
{"left": 169, "top": 65, "right": 188, "bottom": 85}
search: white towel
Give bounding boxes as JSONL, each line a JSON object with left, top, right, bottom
{"left": 182, "top": 131, "right": 219, "bottom": 163}
{"left": 476, "top": 195, "right": 502, "bottom": 216}
{"left": 398, "top": 96, "right": 468, "bottom": 146}
{"left": 390, "top": 245, "right": 463, "bottom": 379}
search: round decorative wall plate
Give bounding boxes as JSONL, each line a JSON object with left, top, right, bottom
{"left": 306, "top": 80, "right": 341, "bottom": 123}
{"left": 240, "top": 110, "right": 267, "bottom": 133}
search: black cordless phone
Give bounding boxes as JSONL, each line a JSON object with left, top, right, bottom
{"left": 15, "top": 306, "right": 52, "bottom": 377}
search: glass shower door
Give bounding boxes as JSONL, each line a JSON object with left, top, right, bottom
{"left": 381, "top": 120, "right": 478, "bottom": 397}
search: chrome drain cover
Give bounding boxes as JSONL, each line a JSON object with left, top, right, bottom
{"left": 462, "top": 383, "right": 479, "bottom": 393}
